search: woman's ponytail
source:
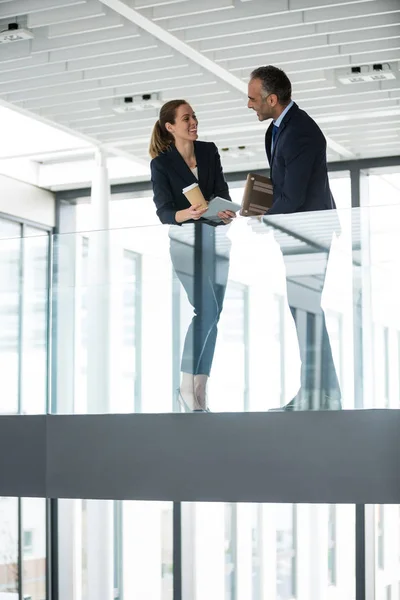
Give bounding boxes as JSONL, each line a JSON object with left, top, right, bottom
{"left": 148, "top": 99, "right": 188, "bottom": 158}
{"left": 149, "top": 119, "right": 173, "bottom": 158}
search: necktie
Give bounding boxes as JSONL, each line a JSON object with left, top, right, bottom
{"left": 271, "top": 124, "right": 279, "bottom": 152}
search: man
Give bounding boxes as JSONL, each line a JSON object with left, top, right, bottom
{"left": 248, "top": 65, "right": 341, "bottom": 411}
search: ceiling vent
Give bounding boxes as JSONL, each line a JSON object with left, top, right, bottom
{"left": 337, "top": 63, "right": 396, "bottom": 84}
{"left": 112, "top": 93, "right": 162, "bottom": 113}
{"left": 0, "top": 23, "right": 33, "bottom": 43}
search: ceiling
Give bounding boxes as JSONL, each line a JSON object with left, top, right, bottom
{"left": 0, "top": 0, "right": 399, "bottom": 183}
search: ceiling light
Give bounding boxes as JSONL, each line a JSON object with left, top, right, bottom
{"left": 337, "top": 63, "right": 396, "bottom": 85}
{"left": 112, "top": 93, "right": 162, "bottom": 113}
{"left": 0, "top": 23, "right": 33, "bottom": 43}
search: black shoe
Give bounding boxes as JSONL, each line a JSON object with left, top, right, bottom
{"left": 269, "top": 395, "right": 301, "bottom": 412}
{"left": 269, "top": 394, "right": 342, "bottom": 412}
{"left": 321, "top": 394, "right": 342, "bottom": 410}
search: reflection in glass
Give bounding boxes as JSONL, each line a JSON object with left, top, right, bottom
{"left": 60, "top": 499, "right": 173, "bottom": 600}
{"left": 54, "top": 177, "right": 400, "bottom": 413}
{"left": 328, "top": 505, "right": 337, "bottom": 586}
{"left": 377, "top": 505, "right": 384, "bottom": 570}
{"left": 22, "top": 498, "right": 46, "bottom": 600}
{"left": 225, "top": 504, "right": 236, "bottom": 600}
{"left": 161, "top": 503, "right": 173, "bottom": 600}
{"left": 276, "top": 504, "right": 296, "bottom": 600}
{"left": 375, "top": 505, "right": 400, "bottom": 600}
{"left": 21, "top": 228, "right": 49, "bottom": 415}
{"left": 251, "top": 505, "right": 262, "bottom": 600}
{"left": 0, "top": 219, "right": 21, "bottom": 414}
{"left": 0, "top": 497, "right": 19, "bottom": 596}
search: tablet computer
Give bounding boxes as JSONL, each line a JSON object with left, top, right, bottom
{"left": 202, "top": 196, "right": 241, "bottom": 220}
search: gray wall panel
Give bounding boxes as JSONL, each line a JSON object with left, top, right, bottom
{"left": 0, "top": 411, "right": 398, "bottom": 503}
{"left": 0, "top": 415, "right": 46, "bottom": 497}
{"left": 46, "top": 411, "right": 400, "bottom": 503}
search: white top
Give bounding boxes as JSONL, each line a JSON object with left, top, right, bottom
{"left": 190, "top": 166, "right": 198, "bottom": 179}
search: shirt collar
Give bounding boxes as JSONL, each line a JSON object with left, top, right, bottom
{"left": 273, "top": 100, "right": 294, "bottom": 128}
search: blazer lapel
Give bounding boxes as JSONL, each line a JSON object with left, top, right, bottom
{"left": 269, "top": 102, "right": 298, "bottom": 170}
{"left": 166, "top": 145, "right": 197, "bottom": 188}
{"left": 194, "top": 141, "right": 210, "bottom": 194}
{"left": 265, "top": 122, "right": 273, "bottom": 165}
{"left": 270, "top": 121, "right": 286, "bottom": 166}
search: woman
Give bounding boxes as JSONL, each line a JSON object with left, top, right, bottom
{"left": 149, "top": 99, "right": 236, "bottom": 412}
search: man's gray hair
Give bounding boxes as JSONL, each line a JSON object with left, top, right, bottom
{"left": 250, "top": 65, "right": 292, "bottom": 105}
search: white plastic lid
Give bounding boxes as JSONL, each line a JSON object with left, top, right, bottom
{"left": 182, "top": 183, "right": 199, "bottom": 193}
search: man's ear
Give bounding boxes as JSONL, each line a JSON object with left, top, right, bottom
{"left": 269, "top": 94, "right": 278, "bottom": 107}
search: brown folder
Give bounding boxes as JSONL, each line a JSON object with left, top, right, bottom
{"left": 240, "top": 173, "right": 273, "bottom": 216}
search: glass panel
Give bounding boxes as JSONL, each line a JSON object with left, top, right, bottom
{"left": 21, "top": 228, "right": 50, "bottom": 415}
{"left": 276, "top": 504, "right": 296, "bottom": 600}
{"left": 375, "top": 505, "right": 400, "bottom": 600}
{"left": 0, "top": 497, "right": 19, "bottom": 598}
{"left": 0, "top": 219, "right": 21, "bottom": 415}
{"left": 21, "top": 498, "right": 46, "bottom": 600}
{"left": 54, "top": 191, "right": 400, "bottom": 414}
{"left": 58, "top": 499, "right": 173, "bottom": 600}
{"left": 181, "top": 503, "right": 355, "bottom": 600}
{"left": 365, "top": 169, "right": 400, "bottom": 409}
{"left": 367, "top": 169, "right": 400, "bottom": 207}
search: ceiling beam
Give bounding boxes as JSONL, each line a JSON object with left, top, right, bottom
{"left": 98, "top": 0, "right": 354, "bottom": 158}
{"left": 98, "top": 0, "right": 247, "bottom": 93}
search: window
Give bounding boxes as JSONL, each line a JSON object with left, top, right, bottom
{"left": 252, "top": 505, "right": 262, "bottom": 600}
{"left": 377, "top": 505, "right": 384, "bottom": 569}
{"left": 78, "top": 239, "right": 141, "bottom": 414}
{"left": 328, "top": 505, "right": 337, "bottom": 586}
{"left": 225, "top": 503, "right": 237, "bottom": 600}
{"left": 114, "top": 501, "right": 123, "bottom": 600}
{"left": 276, "top": 504, "right": 297, "bottom": 600}
{"left": 384, "top": 327, "right": 390, "bottom": 407}
{"left": 0, "top": 216, "right": 49, "bottom": 600}
{"left": 215, "top": 281, "right": 249, "bottom": 412}
{"left": 23, "top": 530, "right": 33, "bottom": 554}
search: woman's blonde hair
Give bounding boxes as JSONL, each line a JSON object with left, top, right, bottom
{"left": 149, "top": 99, "right": 188, "bottom": 158}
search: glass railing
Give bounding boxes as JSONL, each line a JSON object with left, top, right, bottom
{"left": 2, "top": 204, "right": 400, "bottom": 415}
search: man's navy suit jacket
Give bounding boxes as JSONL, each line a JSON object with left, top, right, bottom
{"left": 265, "top": 102, "right": 336, "bottom": 215}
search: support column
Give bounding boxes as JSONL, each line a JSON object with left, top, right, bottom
{"left": 52, "top": 203, "right": 79, "bottom": 415}
{"left": 53, "top": 206, "right": 82, "bottom": 600}
{"left": 86, "top": 149, "right": 111, "bottom": 414}
{"left": 86, "top": 149, "right": 114, "bottom": 600}
{"left": 58, "top": 499, "right": 82, "bottom": 600}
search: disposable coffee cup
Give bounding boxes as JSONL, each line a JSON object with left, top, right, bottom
{"left": 182, "top": 183, "right": 207, "bottom": 208}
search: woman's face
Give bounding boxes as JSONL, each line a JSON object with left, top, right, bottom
{"left": 166, "top": 104, "right": 198, "bottom": 143}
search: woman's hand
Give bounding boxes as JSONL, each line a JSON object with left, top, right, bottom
{"left": 217, "top": 210, "right": 237, "bottom": 225}
{"left": 176, "top": 204, "right": 208, "bottom": 223}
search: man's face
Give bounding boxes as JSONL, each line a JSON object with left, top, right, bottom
{"left": 247, "top": 78, "right": 275, "bottom": 121}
